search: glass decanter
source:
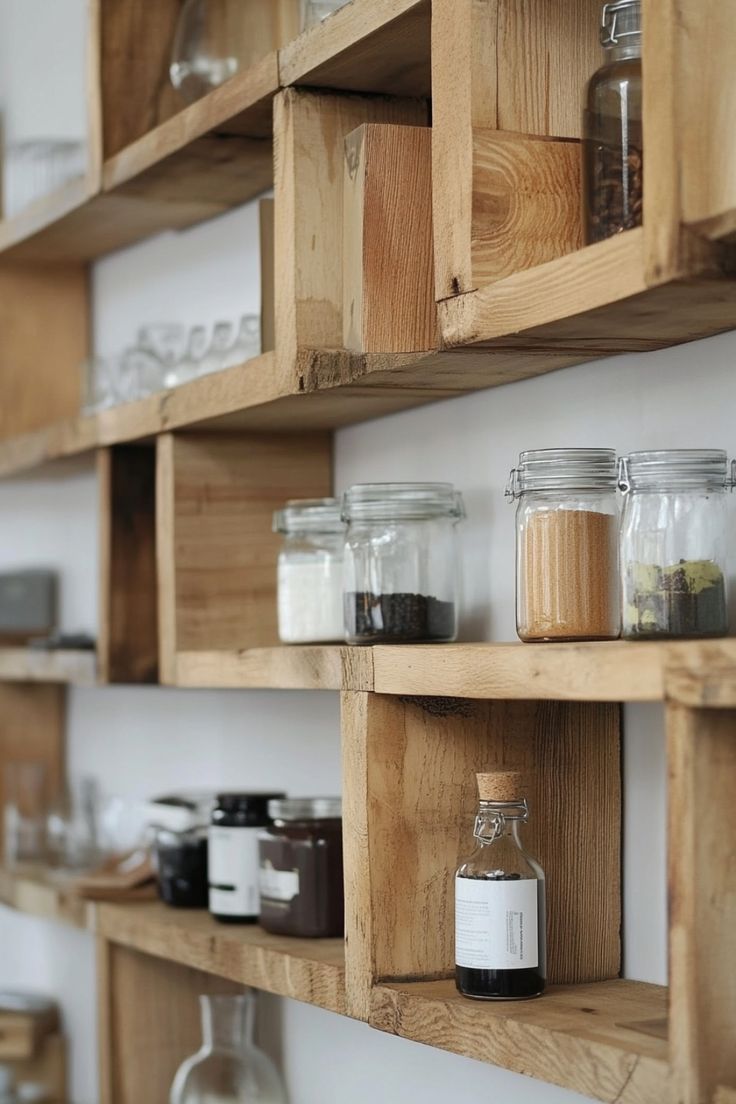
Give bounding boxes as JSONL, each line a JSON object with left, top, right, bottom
{"left": 455, "top": 771, "right": 546, "bottom": 1000}
{"left": 170, "top": 992, "right": 288, "bottom": 1104}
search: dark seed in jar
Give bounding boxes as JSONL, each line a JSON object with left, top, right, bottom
{"left": 346, "top": 591, "right": 456, "bottom": 642}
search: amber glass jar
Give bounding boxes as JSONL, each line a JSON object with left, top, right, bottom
{"left": 258, "top": 799, "right": 343, "bottom": 938}
{"left": 583, "top": 1, "right": 642, "bottom": 242}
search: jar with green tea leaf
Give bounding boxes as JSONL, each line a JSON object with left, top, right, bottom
{"left": 619, "top": 450, "right": 735, "bottom": 639}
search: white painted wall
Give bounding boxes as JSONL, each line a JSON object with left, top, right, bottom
{"left": 1, "top": 4, "right": 728, "bottom": 1101}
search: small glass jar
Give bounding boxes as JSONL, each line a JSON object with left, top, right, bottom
{"left": 258, "top": 798, "right": 343, "bottom": 938}
{"left": 507, "top": 449, "right": 620, "bottom": 642}
{"left": 209, "top": 793, "right": 285, "bottom": 924}
{"left": 456, "top": 771, "right": 546, "bottom": 1000}
{"left": 153, "top": 825, "right": 209, "bottom": 909}
{"left": 273, "top": 499, "right": 345, "bottom": 644}
{"left": 342, "top": 483, "right": 465, "bottom": 644}
{"left": 619, "top": 450, "right": 734, "bottom": 639}
{"left": 583, "top": 1, "right": 643, "bottom": 243}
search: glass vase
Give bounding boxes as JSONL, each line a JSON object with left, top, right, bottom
{"left": 170, "top": 992, "right": 288, "bottom": 1104}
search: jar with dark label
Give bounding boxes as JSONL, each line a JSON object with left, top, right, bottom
{"left": 154, "top": 825, "right": 209, "bottom": 909}
{"left": 209, "top": 793, "right": 285, "bottom": 923}
{"left": 258, "top": 798, "right": 343, "bottom": 938}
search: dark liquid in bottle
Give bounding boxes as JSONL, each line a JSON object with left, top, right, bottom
{"left": 455, "top": 873, "right": 546, "bottom": 1001}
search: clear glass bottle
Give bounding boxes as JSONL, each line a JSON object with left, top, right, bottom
{"left": 583, "top": 1, "right": 643, "bottom": 243}
{"left": 170, "top": 0, "right": 242, "bottom": 103}
{"left": 456, "top": 772, "right": 546, "bottom": 1000}
{"left": 342, "top": 483, "right": 465, "bottom": 645}
{"left": 170, "top": 992, "right": 288, "bottom": 1104}
{"left": 619, "top": 450, "right": 734, "bottom": 639}
{"left": 507, "top": 449, "right": 620, "bottom": 642}
{"left": 273, "top": 499, "right": 345, "bottom": 644}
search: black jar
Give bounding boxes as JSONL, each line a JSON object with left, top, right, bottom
{"left": 258, "top": 798, "right": 343, "bottom": 938}
{"left": 154, "top": 825, "right": 209, "bottom": 908}
{"left": 209, "top": 792, "right": 285, "bottom": 924}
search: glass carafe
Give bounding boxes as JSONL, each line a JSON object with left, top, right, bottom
{"left": 170, "top": 992, "right": 288, "bottom": 1103}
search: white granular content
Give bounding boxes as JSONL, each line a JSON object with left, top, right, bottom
{"left": 277, "top": 558, "right": 344, "bottom": 643}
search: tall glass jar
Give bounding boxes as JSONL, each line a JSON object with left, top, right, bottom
{"left": 619, "top": 450, "right": 734, "bottom": 639}
{"left": 455, "top": 771, "right": 546, "bottom": 1001}
{"left": 170, "top": 992, "right": 287, "bottom": 1104}
{"left": 273, "top": 499, "right": 345, "bottom": 644}
{"left": 583, "top": 1, "right": 643, "bottom": 243}
{"left": 342, "top": 483, "right": 465, "bottom": 644}
{"left": 507, "top": 449, "right": 620, "bottom": 642}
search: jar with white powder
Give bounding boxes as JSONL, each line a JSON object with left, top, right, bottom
{"left": 273, "top": 498, "right": 345, "bottom": 643}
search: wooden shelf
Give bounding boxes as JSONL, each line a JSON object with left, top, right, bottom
{"left": 0, "top": 649, "right": 97, "bottom": 686}
{"left": 0, "top": 0, "right": 429, "bottom": 265}
{"left": 371, "top": 978, "right": 668, "bottom": 1104}
{"left": 0, "top": 867, "right": 345, "bottom": 1015}
{"left": 171, "top": 646, "right": 373, "bottom": 691}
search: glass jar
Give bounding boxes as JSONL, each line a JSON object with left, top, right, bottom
{"left": 342, "top": 483, "right": 465, "bottom": 644}
{"left": 258, "top": 798, "right": 343, "bottom": 938}
{"left": 154, "top": 826, "right": 209, "bottom": 909}
{"left": 273, "top": 499, "right": 345, "bottom": 644}
{"left": 507, "top": 449, "right": 620, "bottom": 642}
{"left": 583, "top": 1, "right": 643, "bottom": 243}
{"left": 209, "top": 793, "right": 285, "bottom": 923}
{"left": 170, "top": 992, "right": 287, "bottom": 1104}
{"left": 170, "top": 0, "right": 243, "bottom": 103}
{"left": 619, "top": 450, "right": 734, "bottom": 639}
{"left": 455, "top": 772, "right": 546, "bottom": 1000}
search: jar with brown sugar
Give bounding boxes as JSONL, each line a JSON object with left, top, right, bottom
{"left": 506, "top": 449, "right": 620, "bottom": 642}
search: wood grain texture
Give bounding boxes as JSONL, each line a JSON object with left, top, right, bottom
{"left": 0, "top": 263, "right": 88, "bottom": 439}
{"left": 371, "top": 979, "right": 669, "bottom": 1104}
{"left": 104, "top": 944, "right": 239, "bottom": 1104}
{"left": 0, "top": 865, "right": 91, "bottom": 930}
{"left": 342, "top": 694, "right": 621, "bottom": 1017}
{"left": 279, "top": 0, "right": 431, "bottom": 97}
{"left": 98, "top": 447, "right": 158, "bottom": 684}
{"left": 174, "top": 646, "right": 374, "bottom": 691}
{"left": 343, "top": 125, "right": 435, "bottom": 353}
{"left": 97, "top": 902, "right": 346, "bottom": 1015}
{"left": 372, "top": 640, "right": 736, "bottom": 703}
{"left": 273, "top": 88, "right": 428, "bottom": 382}
{"left": 156, "top": 432, "right": 332, "bottom": 680}
{"left": 667, "top": 704, "right": 736, "bottom": 1104}
{"left": 471, "top": 129, "right": 582, "bottom": 284}
{"left": 341, "top": 691, "right": 373, "bottom": 1019}
{"left": 432, "top": 0, "right": 600, "bottom": 298}
{"left": 96, "top": 938, "right": 113, "bottom": 1104}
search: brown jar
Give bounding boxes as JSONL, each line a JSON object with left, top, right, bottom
{"left": 258, "top": 798, "right": 343, "bottom": 938}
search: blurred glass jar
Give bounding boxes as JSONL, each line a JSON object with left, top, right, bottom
{"left": 46, "top": 776, "right": 100, "bottom": 871}
{"left": 170, "top": 992, "right": 287, "bottom": 1104}
{"left": 3, "top": 762, "right": 48, "bottom": 867}
{"left": 301, "top": 0, "right": 349, "bottom": 30}
{"left": 170, "top": 0, "right": 243, "bottom": 103}
{"left": 153, "top": 825, "right": 209, "bottom": 908}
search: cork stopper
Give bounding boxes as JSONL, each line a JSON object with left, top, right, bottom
{"left": 476, "top": 770, "right": 525, "bottom": 803}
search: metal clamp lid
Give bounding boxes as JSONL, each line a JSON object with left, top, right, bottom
{"left": 618, "top": 450, "right": 736, "bottom": 494}
{"left": 601, "top": 1, "right": 642, "bottom": 46}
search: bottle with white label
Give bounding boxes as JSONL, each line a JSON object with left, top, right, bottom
{"left": 209, "top": 792, "right": 285, "bottom": 924}
{"left": 455, "top": 771, "right": 546, "bottom": 1000}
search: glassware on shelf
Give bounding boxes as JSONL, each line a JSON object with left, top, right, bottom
{"left": 618, "top": 450, "right": 734, "bottom": 639}
{"left": 169, "top": 325, "right": 211, "bottom": 387}
{"left": 121, "top": 347, "right": 167, "bottom": 401}
{"left": 200, "top": 321, "right": 234, "bottom": 376}
{"left": 223, "top": 315, "right": 261, "bottom": 368}
{"left": 342, "top": 483, "right": 465, "bottom": 644}
{"left": 455, "top": 771, "right": 546, "bottom": 1000}
{"left": 301, "top": 0, "right": 350, "bottom": 30}
{"left": 138, "top": 324, "right": 188, "bottom": 377}
{"left": 3, "top": 762, "right": 48, "bottom": 867}
{"left": 169, "top": 992, "right": 288, "bottom": 1104}
{"left": 46, "top": 776, "right": 101, "bottom": 872}
{"left": 170, "top": 0, "right": 242, "bottom": 104}
{"left": 274, "top": 498, "right": 345, "bottom": 644}
{"left": 583, "top": 1, "right": 643, "bottom": 242}
{"left": 80, "top": 357, "right": 118, "bottom": 413}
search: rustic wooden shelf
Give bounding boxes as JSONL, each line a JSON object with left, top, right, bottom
{"left": 171, "top": 646, "right": 373, "bottom": 691}
{"left": 371, "top": 978, "right": 669, "bottom": 1104}
{"left": 0, "top": 649, "right": 97, "bottom": 686}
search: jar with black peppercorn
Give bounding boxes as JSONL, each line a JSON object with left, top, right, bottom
{"left": 342, "top": 483, "right": 465, "bottom": 644}
{"left": 455, "top": 772, "right": 546, "bottom": 1001}
{"left": 583, "top": 1, "right": 642, "bottom": 243}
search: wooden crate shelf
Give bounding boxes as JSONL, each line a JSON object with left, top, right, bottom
{"left": 0, "top": 649, "right": 97, "bottom": 686}
{"left": 171, "top": 646, "right": 373, "bottom": 691}
{"left": 371, "top": 978, "right": 669, "bottom": 1104}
